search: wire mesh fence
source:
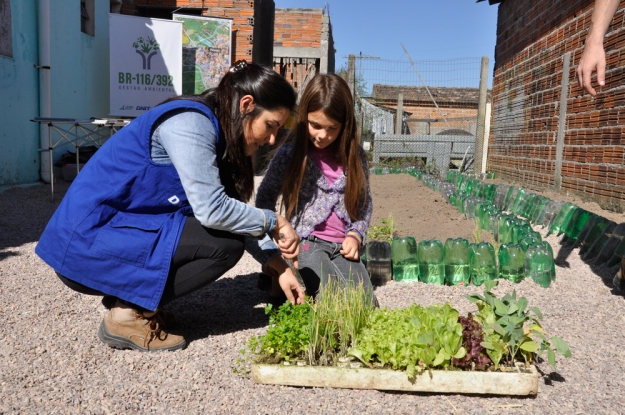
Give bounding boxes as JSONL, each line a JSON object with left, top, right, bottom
{"left": 348, "top": 56, "right": 487, "bottom": 178}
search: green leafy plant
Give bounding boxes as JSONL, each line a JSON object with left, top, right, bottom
{"left": 467, "top": 280, "right": 571, "bottom": 370}
{"left": 348, "top": 303, "right": 466, "bottom": 379}
{"left": 251, "top": 300, "right": 313, "bottom": 364}
{"left": 367, "top": 214, "right": 396, "bottom": 243}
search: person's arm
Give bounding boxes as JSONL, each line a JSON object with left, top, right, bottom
{"left": 577, "top": 0, "right": 621, "bottom": 96}
{"left": 247, "top": 144, "right": 295, "bottom": 266}
{"left": 157, "top": 111, "right": 298, "bottom": 258}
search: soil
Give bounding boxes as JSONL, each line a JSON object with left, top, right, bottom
{"left": 1, "top": 174, "right": 625, "bottom": 414}
{"left": 369, "top": 174, "right": 476, "bottom": 242}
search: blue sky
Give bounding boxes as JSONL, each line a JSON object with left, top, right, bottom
{"left": 274, "top": 0, "right": 499, "bottom": 88}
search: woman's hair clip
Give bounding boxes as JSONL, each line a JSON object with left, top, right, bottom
{"left": 229, "top": 60, "right": 248, "bottom": 73}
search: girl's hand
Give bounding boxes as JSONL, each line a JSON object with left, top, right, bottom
{"left": 268, "top": 256, "right": 305, "bottom": 305}
{"left": 340, "top": 237, "right": 360, "bottom": 260}
{"left": 273, "top": 214, "right": 299, "bottom": 266}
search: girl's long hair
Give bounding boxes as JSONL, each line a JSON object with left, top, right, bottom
{"left": 281, "top": 74, "right": 367, "bottom": 221}
{"left": 162, "top": 61, "right": 297, "bottom": 201}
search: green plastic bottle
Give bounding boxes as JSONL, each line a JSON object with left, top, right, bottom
{"left": 444, "top": 238, "right": 471, "bottom": 286}
{"left": 391, "top": 237, "right": 419, "bottom": 282}
{"left": 549, "top": 202, "right": 576, "bottom": 234}
{"left": 525, "top": 245, "right": 554, "bottom": 288}
{"left": 417, "top": 239, "right": 445, "bottom": 285}
{"left": 563, "top": 208, "right": 592, "bottom": 242}
{"left": 498, "top": 243, "right": 525, "bottom": 283}
{"left": 470, "top": 242, "right": 498, "bottom": 286}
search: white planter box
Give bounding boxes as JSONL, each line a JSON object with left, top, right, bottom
{"left": 251, "top": 364, "right": 538, "bottom": 396}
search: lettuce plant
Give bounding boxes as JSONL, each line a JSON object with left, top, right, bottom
{"left": 348, "top": 303, "right": 466, "bottom": 378}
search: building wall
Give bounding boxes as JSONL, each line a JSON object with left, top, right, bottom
{"left": 273, "top": 8, "right": 334, "bottom": 93}
{"left": 488, "top": 0, "right": 625, "bottom": 209}
{"left": 274, "top": 8, "right": 323, "bottom": 49}
{"left": 0, "top": 0, "right": 110, "bottom": 186}
{"left": 0, "top": 0, "right": 40, "bottom": 184}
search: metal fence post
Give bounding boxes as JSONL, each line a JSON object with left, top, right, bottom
{"left": 554, "top": 52, "right": 571, "bottom": 191}
{"left": 474, "top": 56, "right": 489, "bottom": 174}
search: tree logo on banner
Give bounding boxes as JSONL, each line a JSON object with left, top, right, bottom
{"left": 132, "top": 37, "right": 160, "bottom": 70}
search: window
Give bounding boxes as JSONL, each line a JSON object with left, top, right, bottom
{"left": 0, "top": 0, "right": 12, "bottom": 58}
{"left": 81, "top": 0, "right": 95, "bottom": 36}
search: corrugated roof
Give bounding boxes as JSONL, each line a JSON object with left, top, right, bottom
{"left": 370, "top": 84, "right": 491, "bottom": 105}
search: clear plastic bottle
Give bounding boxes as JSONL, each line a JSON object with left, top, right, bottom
{"left": 366, "top": 241, "right": 392, "bottom": 286}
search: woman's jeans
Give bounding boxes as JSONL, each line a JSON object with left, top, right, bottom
{"left": 57, "top": 216, "right": 244, "bottom": 309}
{"left": 298, "top": 235, "right": 377, "bottom": 305}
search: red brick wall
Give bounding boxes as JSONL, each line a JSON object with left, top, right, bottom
{"left": 274, "top": 9, "right": 323, "bottom": 48}
{"left": 489, "top": 0, "right": 625, "bottom": 209}
{"left": 120, "top": 0, "right": 255, "bottom": 63}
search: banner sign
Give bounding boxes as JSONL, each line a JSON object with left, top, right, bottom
{"left": 109, "top": 14, "right": 182, "bottom": 117}
{"left": 172, "top": 14, "right": 232, "bottom": 94}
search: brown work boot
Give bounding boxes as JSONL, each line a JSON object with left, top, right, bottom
{"left": 613, "top": 258, "right": 625, "bottom": 293}
{"left": 98, "top": 301, "right": 186, "bottom": 352}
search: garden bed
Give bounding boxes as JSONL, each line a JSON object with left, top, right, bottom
{"left": 251, "top": 363, "right": 538, "bottom": 395}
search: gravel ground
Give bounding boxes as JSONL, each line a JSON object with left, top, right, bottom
{"left": 1, "top": 177, "right": 625, "bottom": 415}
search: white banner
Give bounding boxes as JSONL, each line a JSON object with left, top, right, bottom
{"left": 109, "top": 14, "right": 182, "bottom": 117}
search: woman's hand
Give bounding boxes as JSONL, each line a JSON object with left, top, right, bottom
{"left": 273, "top": 214, "right": 299, "bottom": 266}
{"left": 340, "top": 236, "right": 360, "bottom": 260}
{"left": 268, "top": 256, "right": 305, "bottom": 305}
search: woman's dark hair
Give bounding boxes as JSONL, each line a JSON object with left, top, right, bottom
{"left": 281, "top": 74, "right": 367, "bottom": 221}
{"left": 162, "top": 61, "right": 297, "bottom": 201}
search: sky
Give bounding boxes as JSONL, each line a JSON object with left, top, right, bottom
{"left": 273, "top": 0, "right": 499, "bottom": 89}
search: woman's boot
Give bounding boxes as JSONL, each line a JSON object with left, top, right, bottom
{"left": 98, "top": 300, "right": 186, "bottom": 352}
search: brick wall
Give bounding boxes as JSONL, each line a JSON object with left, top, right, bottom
{"left": 489, "top": 0, "right": 625, "bottom": 210}
{"left": 274, "top": 8, "right": 323, "bottom": 49}
{"left": 120, "top": 0, "right": 255, "bottom": 63}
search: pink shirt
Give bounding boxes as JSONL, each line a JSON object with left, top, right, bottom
{"left": 309, "top": 146, "right": 346, "bottom": 243}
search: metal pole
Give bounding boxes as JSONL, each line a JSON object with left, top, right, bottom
{"left": 474, "top": 56, "right": 489, "bottom": 174}
{"left": 554, "top": 52, "right": 571, "bottom": 191}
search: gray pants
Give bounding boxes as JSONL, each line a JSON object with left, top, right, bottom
{"left": 299, "top": 235, "right": 377, "bottom": 306}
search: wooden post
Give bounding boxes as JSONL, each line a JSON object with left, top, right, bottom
{"left": 474, "top": 56, "right": 489, "bottom": 174}
{"left": 347, "top": 54, "right": 356, "bottom": 101}
{"left": 395, "top": 93, "right": 404, "bottom": 134}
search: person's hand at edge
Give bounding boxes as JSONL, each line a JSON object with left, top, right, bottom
{"left": 273, "top": 213, "right": 299, "bottom": 267}
{"left": 576, "top": 0, "right": 621, "bottom": 96}
{"left": 577, "top": 41, "right": 606, "bottom": 97}
{"left": 268, "top": 256, "right": 305, "bottom": 305}
{"left": 340, "top": 236, "right": 360, "bottom": 260}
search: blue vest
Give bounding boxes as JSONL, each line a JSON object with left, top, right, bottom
{"left": 35, "top": 100, "right": 223, "bottom": 311}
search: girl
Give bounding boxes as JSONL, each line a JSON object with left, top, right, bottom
{"left": 256, "top": 74, "right": 376, "bottom": 303}
{"left": 36, "top": 61, "right": 304, "bottom": 352}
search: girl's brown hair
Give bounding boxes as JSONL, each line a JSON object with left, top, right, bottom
{"left": 281, "top": 74, "right": 367, "bottom": 221}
